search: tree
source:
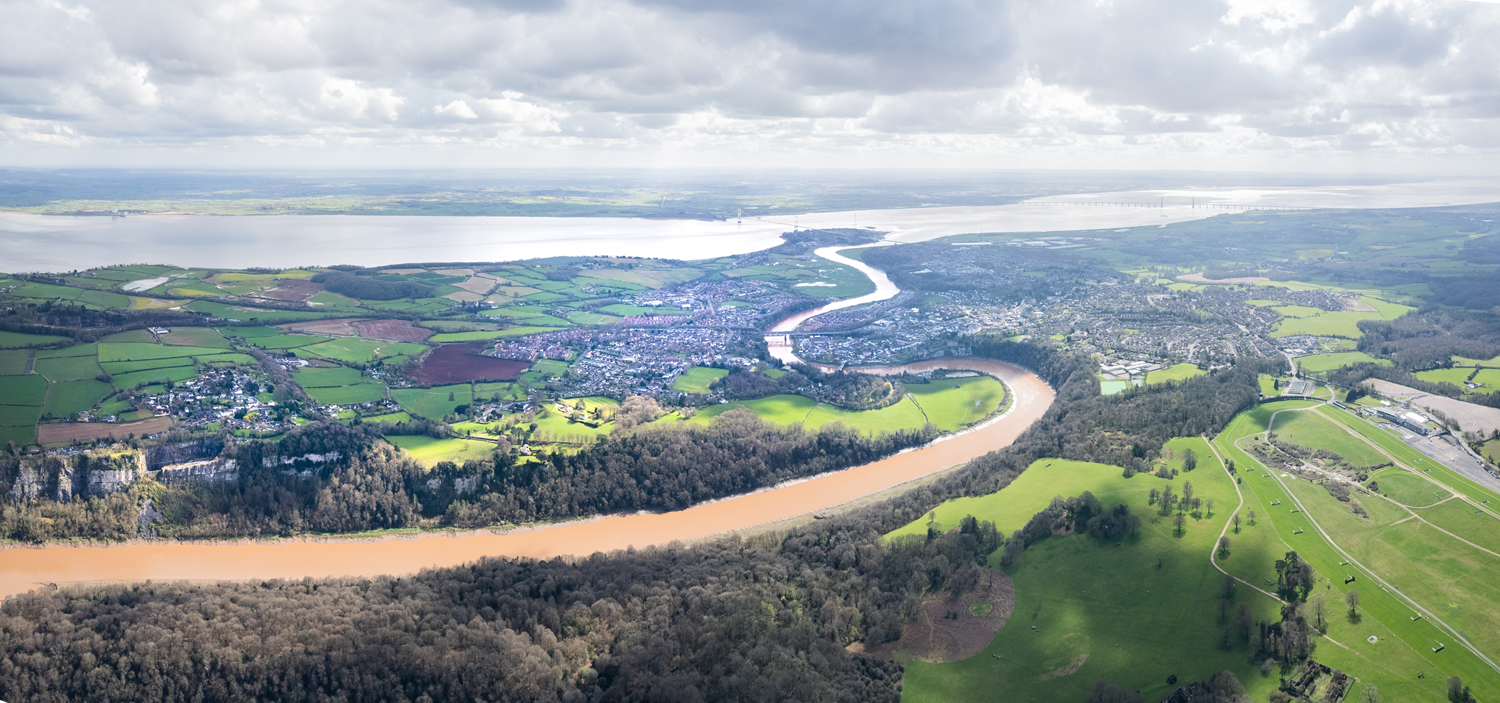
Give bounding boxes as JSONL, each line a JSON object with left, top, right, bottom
{"left": 1183, "top": 481, "right": 1195, "bottom": 504}
{"left": 1182, "top": 448, "right": 1198, "bottom": 471}
{"left": 1248, "top": 509, "right": 1257, "bottom": 525}
{"left": 1344, "top": 588, "right": 1360, "bottom": 616}
{"left": 1173, "top": 513, "right": 1186, "bottom": 536}
{"left": 1232, "top": 514, "right": 1242, "bottom": 533}
{"left": 1448, "top": 677, "right": 1468, "bottom": 703}
{"left": 1217, "top": 536, "right": 1230, "bottom": 558}
{"left": 1360, "top": 684, "right": 1382, "bottom": 703}
{"left": 1309, "top": 594, "right": 1327, "bottom": 631}
{"left": 1205, "top": 498, "right": 1214, "bottom": 517}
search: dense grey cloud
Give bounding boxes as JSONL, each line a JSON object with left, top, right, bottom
{"left": 0, "top": 0, "right": 1496, "bottom": 170}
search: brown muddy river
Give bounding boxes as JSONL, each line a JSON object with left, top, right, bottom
{"left": 0, "top": 358, "right": 1051, "bottom": 599}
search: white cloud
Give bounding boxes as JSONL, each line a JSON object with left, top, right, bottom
{"left": 0, "top": 0, "right": 1495, "bottom": 171}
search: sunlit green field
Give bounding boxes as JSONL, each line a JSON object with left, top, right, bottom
{"left": 384, "top": 435, "right": 497, "bottom": 467}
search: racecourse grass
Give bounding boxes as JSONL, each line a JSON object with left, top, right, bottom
{"left": 159, "top": 327, "right": 232, "bottom": 348}
{"left": 1371, "top": 470, "right": 1451, "bottom": 508}
{"left": 1216, "top": 404, "right": 1500, "bottom": 701}
{"left": 1267, "top": 409, "right": 1388, "bottom": 467}
{"left": 687, "top": 395, "right": 817, "bottom": 426}
{"left": 1412, "top": 499, "right": 1500, "bottom": 555}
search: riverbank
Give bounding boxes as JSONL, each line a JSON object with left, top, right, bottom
{"left": 0, "top": 358, "right": 1051, "bottom": 600}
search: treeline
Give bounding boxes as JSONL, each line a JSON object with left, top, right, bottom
{"left": 438, "top": 409, "right": 938, "bottom": 526}
{"left": 1, "top": 410, "right": 938, "bottom": 542}
{"left": 0, "top": 339, "right": 1278, "bottom": 701}
{"left": 311, "top": 270, "right": 435, "bottom": 300}
{"left": 1327, "top": 363, "right": 1500, "bottom": 409}
{"left": 716, "top": 363, "right": 904, "bottom": 410}
{"left": 1355, "top": 310, "right": 1500, "bottom": 371}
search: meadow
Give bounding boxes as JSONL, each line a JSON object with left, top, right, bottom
{"left": 1414, "top": 368, "right": 1500, "bottom": 392}
{"left": 1297, "top": 352, "right": 1389, "bottom": 374}
{"left": 0, "top": 331, "right": 72, "bottom": 348}
{"left": 669, "top": 366, "right": 728, "bottom": 394}
{"left": 904, "top": 376, "right": 1007, "bottom": 431}
{"left": 383, "top": 435, "right": 498, "bottom": 467}
{"left": 1215, "top": 405, "right": 1500, "bottom": 701}
{"left": 893, "top": 449, "right": 1292, "bottom": 703}
{"left": 300, "top": 338, "right": 428, "bottom": 364}
{"left": 0, "top": 350, "right": 28, "bottom": 375}
{"left": 1145, "top": 362, "right": 1206, "bottom": 386}
{"left": 392, "top": 385, "right": 472, "bottom": 419}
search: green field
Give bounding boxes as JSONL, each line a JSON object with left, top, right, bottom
{"left": 428, "top": 327, "right": 562, "bottom": 342}
{"left": 301, "top": 338, "right": 428, "bottom": 364}
{"left": 1270, "top": 300, "right": 1412, "bottom": 339}
{"left": 362, "top": 412, "right": 412, "bottom": 424}
{"left": 35, "top": 344, "right": 96, "bottom": 359}
{"left": 905, "top": 376, "right": 1007, "bottom": 431}
{"left": 669, "top": 366, "right": 728, "bottom": 394}
{"left": 1144, "top": 362, "right": 1205, "bottom": 386}
{"left": 219, "top": 326, "right": 282, "bottom": 338}
{"left": 474, "top": 382, "right": 526, "bottom": 401}
{"left": 100, "top": 358, "right": 194, "bottom": 375}
{"left": 0, "top": 404, "right": 44, "bottom": 426}
{"left": 392, "top": 385, "right": 472, "bottom": 419}
{"left": 98, "top": 343, "right": 231, "bottom": 363}
{"left": 0, "top": 374, "right": 49, "bottom": 405}
{"left": 1297, "top": 352, "right": 1390, "bottom": 373}
{"left": 33, "top": 355, "right": 104, "bottom": 382}
{"left": 1267, "top": 409, "right": 1390, "bottom": 467}
{"left": 384, "top": 435, "right": 498, "bottom": 467}
{"left": 159, "top": 327, "right": 232, "bottom": 348}
{"left": 100, "top": 330, "right": 159, "bottom": 344}
{"left": 41, "top": 379, "right": 113, "bottom": 417}
{"left": 1483, "top": 440, "right": 1500, "bottom": 465}
{"left": 0, "top": 350, "right": 28, "bottom": 375}
{"left": 894, "top": 448, "right": 1291, "bottom": 703}
{"left": 1214, "top": 405, "right": 1500, "bottom": 701}
{"left": 532, "top": 404, "right": 613, "bottom": 439}
{"left": 687, "top": 394, "right": 818, "bottom": 425}
{"left": 0, "top": 331, "right": 72, "bottom": 348}
{"left": 294, "top": 367, "right": 366, "bottom": 388}
{"left": 245, "top": 333, "right": 324, "bottom": 349}
{"left": 0, "top": 425, "right": 36, "bottom": 446}
{"left": 112, "top": 366, "right": 199, "bottom": 388}
{"left": 803, "top": 395, "right": 930, "bottom": 435}
{"left": 304, "top": 383, "right": 386, "bottom": 405}
{"left": 1414, "top": 367, "right": 1500, "bottom": 392}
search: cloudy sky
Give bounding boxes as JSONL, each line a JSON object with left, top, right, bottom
{"left": 2, "top": 0, "right": 1498, "bottom": 172}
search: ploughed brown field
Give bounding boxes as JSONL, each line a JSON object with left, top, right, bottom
{"left": 410, "top": 342, "right": 528, "bottom": 384}
{"left": 352, "top": 319, "right": 434, "bottom": 343}
{"left": 38, "top": 417, "right": 174, "bottom": 444}
{"left": 254, "top": 279, "right": 323, "bottom": 302}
